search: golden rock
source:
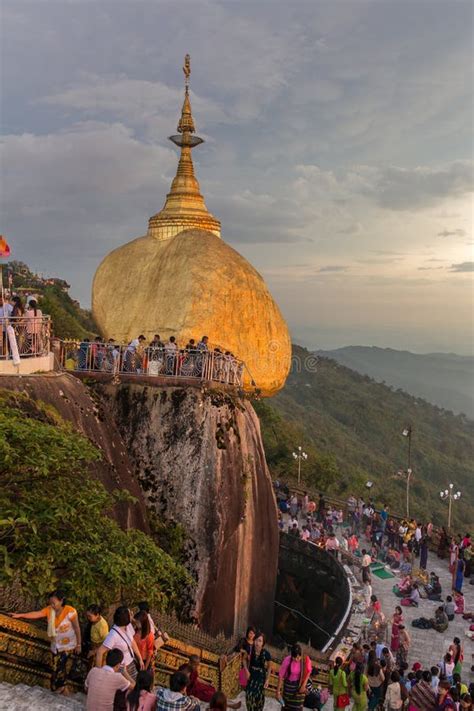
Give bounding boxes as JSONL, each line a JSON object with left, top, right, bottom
{"left": 92, "top": 57, "right": 291, "bottom": 395}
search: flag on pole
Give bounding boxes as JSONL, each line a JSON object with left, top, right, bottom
{"left": 0, "top": 236, "right": 11, "bottom": 258}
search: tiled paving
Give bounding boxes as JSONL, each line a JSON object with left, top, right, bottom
{"left": 369, "top": 545, "right": 473, "bottom": 682}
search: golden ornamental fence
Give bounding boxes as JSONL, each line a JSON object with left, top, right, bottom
{"left": 0, "top": 612, "right": 331, "bottom": 698}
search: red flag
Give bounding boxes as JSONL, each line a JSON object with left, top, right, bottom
{"left": 0, "top": 236, "right": 11, "bottom": 258}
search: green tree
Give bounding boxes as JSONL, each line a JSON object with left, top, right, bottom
{"left": 0, "top": 390, "right": 192, "bottom": 610}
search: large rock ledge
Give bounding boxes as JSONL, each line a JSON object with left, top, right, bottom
{"left": 96, "top": 382, "right": 279, "bottom": 636}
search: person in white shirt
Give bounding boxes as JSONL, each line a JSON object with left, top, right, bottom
{"left": 362, "top": 580, "right": 373, "bottom": 608}
{"left": 164, "top": 336, "right": 178, "bottom": 375}
{"left": 0, "top": 296, "right": 13, "bottom": 356}
{"left": 96, "top": 606, "right": 144, "bottom": 679}
{"left": 85, "top": 648, "right": 133, "bottom": 711}
{"left": 361, "top": 548, "right": 372, "bottom": 583}
{"left": 0, "top": 296, "right": 13, "bottom": 320}
{"left": 385, "top": 671, "right": 403, "bottom": 710}
{"left": 124, "top": 335, "right": 146, "bottom": 372}
{"left": 325, "top": 533, "right": 340, "bottom": 555}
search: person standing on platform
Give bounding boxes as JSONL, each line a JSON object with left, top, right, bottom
{"left": 11, "top": 590, "right": 82, "bottom": 695}
{"left": 390, "top": 606, "right": 403, "bottom": 653}
{"left": 276, "top": 643, "right": 312, "bottom": 711}
{"left": 348, "top": 663, "right": 369, "bottom": 711}
{"left": 329, "top": 656, "right": 349, "bottom": 711}
{"left": 244, "top": 632, "right": 271, "bottom": 711}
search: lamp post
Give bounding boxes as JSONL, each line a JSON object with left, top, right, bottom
{"left": 292, "top": 446, "right": 308, "bottom": 486}
{"left": 402, "top": 426, "right": 412, "bottom": 518}
{"left": 440, "top": 484, "right": 461, "bottom": 530}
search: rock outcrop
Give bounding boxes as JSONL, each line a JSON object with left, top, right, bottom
{"left": 1, "top": 373, "right": 279, "bottom": 636}
{"left": 97, "top": 381, "right": 279, "bottom": 636}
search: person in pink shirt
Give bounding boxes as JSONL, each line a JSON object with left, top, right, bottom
{"left": 276, "top": 643, "right": 312, "bottom": 711}
{"left": 126, "top": 669, "right": 156, "bottom": 710}
{"left": 85, "top": 648, "right": 133, "bottom": 711}
{"left": 325, "top": 533, "right": 340, "bottom": 555}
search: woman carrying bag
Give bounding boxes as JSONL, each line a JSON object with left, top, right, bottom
{"left": 96, "top": 606, "right": 144, "bottom": 680}
{"left": 277, "top": 643, "right": 312, "bottom": 711}
{"left": 329, "top": 657, "right": 350, "bottom": 711}
{"left": 238, "top": 626, "right": 256, "bottom": 688}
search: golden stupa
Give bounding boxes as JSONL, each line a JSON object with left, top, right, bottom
{"left": 92, "top": 56, "right": 291, "bottom": 395}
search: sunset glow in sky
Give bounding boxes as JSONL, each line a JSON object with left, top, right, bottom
{"left": 1, "top": 1, "right": 473, "bottom": 353}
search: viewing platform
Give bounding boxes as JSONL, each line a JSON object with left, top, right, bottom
{"left": 0, "top": 314, "right": 253, "bottom": 390}
{"left": 0, "top": 316, "right": 54, "bottom": 375}
{"left": 61, "top": 339, "right": 249, "bottom": 389}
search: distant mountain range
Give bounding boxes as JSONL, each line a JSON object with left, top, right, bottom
{"left": 255, "top": 345, "right": 474, "bottom": 530}
{"left": 315, "top": 346, "right": 474, "bottom": 418}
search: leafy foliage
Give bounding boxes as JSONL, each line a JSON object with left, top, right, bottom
{"left": 253, "top": 400, "right": 338, "bottom": 491}
{"left": 0, "top": 390, "right": 192, "bottom": 610}
{"left": 39, "top": 285, "right": 97, "bottom": 340}
{"left": 257, "top": 345, "right": 474, "bottom": 529}
{"left": 147, "top": 512, "right": 189, "bottom": 566}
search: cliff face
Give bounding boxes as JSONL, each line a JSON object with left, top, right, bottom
{"left": 98, "top": 382, "right": 279, "bottom": 636}
{"left": 0, "top": 373, "right": 148, "bottom": 532}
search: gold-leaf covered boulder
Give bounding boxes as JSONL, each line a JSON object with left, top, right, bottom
{"left": 92, "top": 228, "right": 291, "bottom": 395}
{"left": 92, "top": 56, "right": 291, "bottom": 395}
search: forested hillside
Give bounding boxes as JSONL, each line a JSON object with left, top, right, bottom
{"left": 318, "top": 345, "right": 474, "bottom": 418}
{"left": 255, "top": 345, "right": 473, "bottom": 529}
{"left": 5, "top": 261, "right": 96, "bottom": 339}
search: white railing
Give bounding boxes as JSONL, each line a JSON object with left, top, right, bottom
{"left": 0, "top": 316, "right": 51, "bottom": 360}
{"left": 61, "top": 340, "right": 245, "bottom": 387}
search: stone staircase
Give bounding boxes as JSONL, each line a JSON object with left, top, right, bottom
{"left": 0, "top": 682, "right": 85, "bottom": 710}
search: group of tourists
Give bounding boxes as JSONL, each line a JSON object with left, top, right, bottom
{"left": 0, "top": 293, "right": 45, "bottom": 356}
{"left": 11, "top": 593, "right": 170, "bottom": 709}
{"left": 328, "top": 637, "right": 472, "bottom": 711}
{"left": 73, "top": 333, "right": 243, "bottom": 384}
{"left": 275, "top": 484, "right": 472, "bottom": 600}
{"left": 239, "top": 627, "right": 326, "bottom": 711}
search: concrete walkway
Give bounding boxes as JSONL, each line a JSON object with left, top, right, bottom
{"left": 369, "top": 546, "right": 473, "bottom": 681}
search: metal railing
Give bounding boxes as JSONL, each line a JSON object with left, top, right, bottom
{"left": 0, "top": 316, "right": 51, "bottom": 360}
{"left": 61, "top": 340, "right": 245, "bottom": 386}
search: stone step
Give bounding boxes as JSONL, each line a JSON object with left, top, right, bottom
{"left": 0, "top": 682, "right": 86, "bottom": 710}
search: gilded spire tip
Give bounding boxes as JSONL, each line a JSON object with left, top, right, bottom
{"left": 177, "top": 53, "right": 195, "bottom": 135}
{"left": 183, "top": 54, "right": 191, "bottom": 90}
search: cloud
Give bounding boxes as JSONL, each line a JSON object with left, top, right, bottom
{"left": 292, "top": 161, "right": 473, "bottom": 213}
{"left": 371, "top": 162, "right": 474, "bottom": 210}
{"left": 449, "top": 261, "right": 474, "bottom": 273}
{"left": 0, "top": 122, "right": 177, "bottom": 272}
{"left": 338, "top": 222, "right": 363, "bottom": 235}
{"left": 318, "top": 265, "right": 348, "bottom": 272}
{"left": 41, "top": 76, "right": 229, "bottom": 137}
{"left": 1, "top": 1, "right": 473, "bottom": 353}
{"left": 437, "top": 228, "right": 467, "bottom": 237}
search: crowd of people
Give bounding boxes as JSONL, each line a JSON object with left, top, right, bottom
{"left": 7, "top": 486, "right": 473, "bottom": 711}
{"left": 274, "top": 485, "right": 472, "bottom": 598}
{"left": 326, "top": 637, "right": 473, "bottom": 711}
{"left": 0, "top": 293, "right": 46, "bottom": 356}
{"left": 70, "top": 333, "right": 244, "bottom": 384}
{"left": 273, "top": 484, "right": 473, "bottom": 711}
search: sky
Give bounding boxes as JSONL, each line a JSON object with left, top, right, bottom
{"left": 1, "top": 0, "right": 473, "bottom": 354}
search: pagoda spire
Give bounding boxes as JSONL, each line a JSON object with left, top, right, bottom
{"left": 147, "top": 54, "right": 221, "bottom": 241}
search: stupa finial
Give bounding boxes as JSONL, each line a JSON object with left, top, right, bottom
{"left": 147, "top": 55, "right": 221, "bottom": 241}
{"left": 183, "top": 53, "right": 191, "bottom": 87}
{"left": 177, "top": 54, "right": 196, "bottom": 135}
